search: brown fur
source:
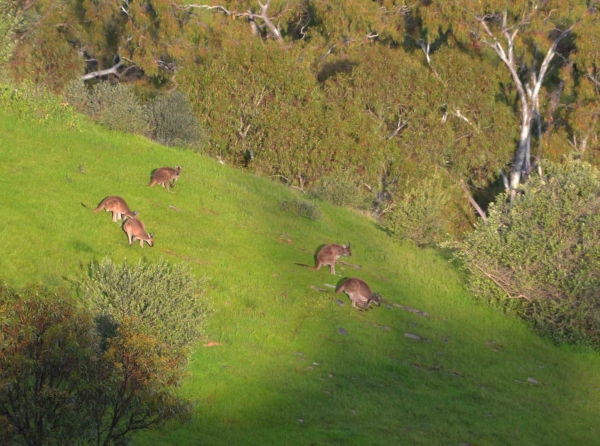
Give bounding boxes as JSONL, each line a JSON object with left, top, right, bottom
{"left": 297, "top": 243, "right": 351, "bottom": 275}
{"left": 149, "top": 165, "right": 182, "bottom": 191}
{"left": 122, "top": 216, "right": 154, "bottom": 248}
{"left": 94, "top": 196, "right": 137, "bottom": 222}
{"left": 336, "top": 278, "right": 382, "bottom": 309}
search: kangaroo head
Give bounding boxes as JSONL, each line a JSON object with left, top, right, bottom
{"left": 147, "top": 233, "right": 154, "bottom": 247}
{"left": 132, "top": 210, "right": 139, "bottom": 217}
{"left": 371, "top": 293, "right": 382, "bottom": 307}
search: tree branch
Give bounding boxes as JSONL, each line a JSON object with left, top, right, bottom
{"left": 460, "top": 179, "right": 487, "bottom": 222}
{"left": 81, "top": 59, "right": 124, "bottom": 80}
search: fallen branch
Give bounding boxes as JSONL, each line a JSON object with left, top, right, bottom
{"left": 82, "top": 59, "right": 124, "bottom": 81}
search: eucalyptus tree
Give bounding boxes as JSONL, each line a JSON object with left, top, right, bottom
{"left": 418, "top": 1, "right": 597, "bottom": 198}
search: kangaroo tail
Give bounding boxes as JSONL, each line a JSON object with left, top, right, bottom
{"left": 81, "top": 202, "right": 96, "bottom": 211}
{"left": 148, "top": 180, "right": 156, "bottom": 187}
{"left": 295, "top": 263, "right": 317, "bottom": 270}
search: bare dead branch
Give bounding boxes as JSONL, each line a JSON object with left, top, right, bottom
{"left": 81, "top": 59, "right": 124, "bottom": 81}
{"left": 472, "top": 263, "right": 531, "bottom": 301}
{"left": 460, "top": 179, "right": 487, "bottom": 222}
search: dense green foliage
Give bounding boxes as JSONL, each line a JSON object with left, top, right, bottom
{"left": 6, "top": 0, "right": 598, "bottom": 233}
{"left": 79, "top": 258, "right": 211, "bottom": 349}
{"left": 451, "top": 159, "right": 600, "bottom": 346}
{"left": 386, "top": 173, "right": 451, "bottom": 246}
{"left": 0, "top": 283, "right": 191, "bottom": 446}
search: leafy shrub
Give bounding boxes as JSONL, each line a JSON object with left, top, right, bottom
{"left": 0, "top": 282, "right": 191, "bottom": 446}
{"left": 309, "top": 170, "right": 372, "bottom": 209}
{"left": 0, "top": 81, "right": 80, "bottom": 127}
{"left": 147, "top": 92, "right": 205, "bottom": 149}
{"left": 64, "top": 80, "right": 149, "bottom": 134}
{"left": 79, "top": 258, "right": 210, "bottom": 349}
{"left": 450, "top": 159, "right": 600, "bottom": 346}
{"left": 386, "top": 174, "right": 450, "bottom": 246}
{"left": 280, "top": 197, "right": 322, "bottom": 220}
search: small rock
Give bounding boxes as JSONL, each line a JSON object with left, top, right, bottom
{"left": 306, "top": 366, "right": 313, "bottom": 370}
{"left": 338, "top": 327, "right": 348, "bottom": 335}
{"left": 404, "top": 332, "right": 430, "bottom": 342}
{"left": 351, "top": 409, "right": 356, "bottom": 415}
{"left": 313, "top": 362, "right": 320, "bottom": 366}
{"left": 324, "top": 391, "right": 330, "bottom": 395}
{"left": 329, "top": 374, "right": 333, "bottom": 378}
{"left": 298, "top": 418, "right": 304, "bottom": 424}
{"left": 527, "top": 377, "right": 538, "bottom": 384}
{"left": 393, "top": 304, "right": 430, "bottom": 317}
{"left": 310, "top": 285, "right": 328, "bottom": 292}
{"left": 386, "top": 305, "right": 392, "bottom": 309}
{"left": 295, "top": 352, "right": 304, "bottom": 356}
{"left": 334, "top": 299, "right": 345, "bottom": 306}
{"left": 324, "top": 284, "right": 337, "bottom": 289}
{"left": 515, "top": 379, "right": 525, "bottom": 383}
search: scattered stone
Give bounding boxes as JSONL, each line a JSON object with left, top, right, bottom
{"left": 298, "top": 418, "right": 304, "bottom": 424}
{"left": 306, "top": 366, "right": 313, "bottom": 370}
{"left": 515, "top": 380, "right": 526, "bottom": 384}
{"left": 351, "top": 409, "right": 356, "bottom": 415}
{"left": 385, "top": 305, "right": 392, "bottom": 309}
{"left": 404, "top": 332, "right": 430, "bottom": 342}
{"left": 295, "top": 352, "right": 304, "bottom": 356}
{"left": 329, "top": 374, "right": 334, "bottom": 378}
{"left": 393, "top": 304, "right": 430, "bottom": 318}
{"left": 442, "top": 337, "right": 448, "bottom": 343}
{"left": 220, "top": 365, "right": 229, "bottom": 369}
{"left": 324, "top": 284, "right": 337, "bottom": 289}
{"left": 338, "top": 327, "right": 348, "bottom": 335}
{"left": 334, "top": 299, "right": 345, "bottom": 306}
{"left": 313, "top": 362, "right": 320, "bottom": 366}
{"left": 168, "top": 205, "right": 184, "bottom": 212}
{"left": 338, "top": 260, "right": 362, "bottom": 270}
{"left": 324, "top": 390, "right": 331, "bottom": 395}
{"left": 528, "top": 377, "right": 538, "bottom": 384}
{"left": 202, "top": 208, "right": 219, "bottom": 215}
{"left": 538, "top": 365, "right": 545, "bottom": 369}
{"left": 410, "top": 322, "right": 419, "bottom": 327}
{"left": 202, "top": 342, "right": 221, "bottom": 347}
{"left": 310, "top": 285, "right": 328, "bottom": 292}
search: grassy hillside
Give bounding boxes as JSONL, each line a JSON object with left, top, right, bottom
{"left": 1, "top": 112, "right": 599, "bottom": 446}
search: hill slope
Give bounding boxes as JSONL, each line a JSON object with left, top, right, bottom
{"left": 1, "top": 112, "right": 599, "bottom": 446}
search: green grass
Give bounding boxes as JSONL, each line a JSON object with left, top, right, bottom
{"left": 1, "top": 111, "right": 600, "bottom": 446}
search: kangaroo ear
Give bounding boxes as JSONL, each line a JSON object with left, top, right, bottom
{"left": 149, "top": 233, "right": 154, "bottom": 238}
{"left": 347, "top": 242, "right": 351, "bottom": 248}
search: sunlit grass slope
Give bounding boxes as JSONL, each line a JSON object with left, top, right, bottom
{"left": 1, "top": 112, "right": 599, "bottom": 446}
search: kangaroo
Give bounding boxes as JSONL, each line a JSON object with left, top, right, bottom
{"left": 94, "top": 196, "right": 137, "bottom": 222}
{"left": 297, "top": 243, "right": 351, "bottom": 275}
{"left": 336, "top": 278, "right": 382, "bottom": 310}
{"left": 122, "top": 216, "right": 154, "bottom": 248}
{"left": 149, "top": 165, "right": 182, "bottom": 191}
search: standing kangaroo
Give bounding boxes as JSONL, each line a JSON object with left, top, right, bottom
{"left": 297, "top": 243, "right": 351, "bottom": 275}
{"left": 123, "top": 216, "right": 154, "bottom": 248}
{"left": 149, "top": 165, "right": 182, "bottom": 191}
{"left": 336, "top": 278, "right": 382, "bottom": 310}
{"left": 94, "top": 196, "right": 137, "bottom": 222}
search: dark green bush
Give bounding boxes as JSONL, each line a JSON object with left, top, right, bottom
{"left": 386, "top": 174, "right": 450, "bottom": 246}
{"left": 64, "top": 80, "right": 149, "bottom": 134}
{"left": 280, "top": 197, "right": 322, "bottom": 220}
{"left": 78, "top": 258, "right": 211, "bottom": 349}
{"left": 450, "top": 159, "right": 600, "bottom": 346}
{"left": 309, "top": 170, "right": 372, "bottom": 209}
{"left": 147, "top": 92, "right": 205, "bottom": 149}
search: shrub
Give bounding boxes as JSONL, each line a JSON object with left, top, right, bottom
{"left": 64, "top": 80, "right": 149, "bottom": 134}
{"left": 386, "top": 174, "right": 450, "bottom": 246}
{"left": 147, "top": 92, "right": 205, "bottom": 149}
{"left": 450, "top": 159, "right": 600, "bottom": 346}
{"left": 0, "top": 283, "right": 191, "bottom": 446}
{"left": 309, "top": 170, "right": 372, "bottom": 209}
{"left": 280, "top": 197, "right": 322, "bottom": 220}
{"left": 78, "top": 258, "right": 210, "bottom": 349}
{"left": 0, "top": 81, "right": 80, "bottom": 128}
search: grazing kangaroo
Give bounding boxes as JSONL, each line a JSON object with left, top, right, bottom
{"left": 296, "top": 243, "right": 351, "bottom": 275}
{"left": 123, "top": 216, "right": 154, "bottom": 248}
{"left": 149, "top": 165, "right": 182, "bottom": 191}
{"left": 94, "top": 196, "right": 137, "bottom": 222}
{"left": 336, "top": 278, "right": 382, "bottom": 310}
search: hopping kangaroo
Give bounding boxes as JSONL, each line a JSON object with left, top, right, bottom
{"left": 94, "top": 196, "right": 137, "bottom": 222}
{"left": 123, "top": 216, "right": 154, "bottom": 248}
{"left": 297, "top": 243, "right": 351, "bottom": 275}
{"left": 336, "top": 278, "right": 382, "bottom": 310}
{"left": 149, "top": 165, "right": 182, "bottom": 191}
